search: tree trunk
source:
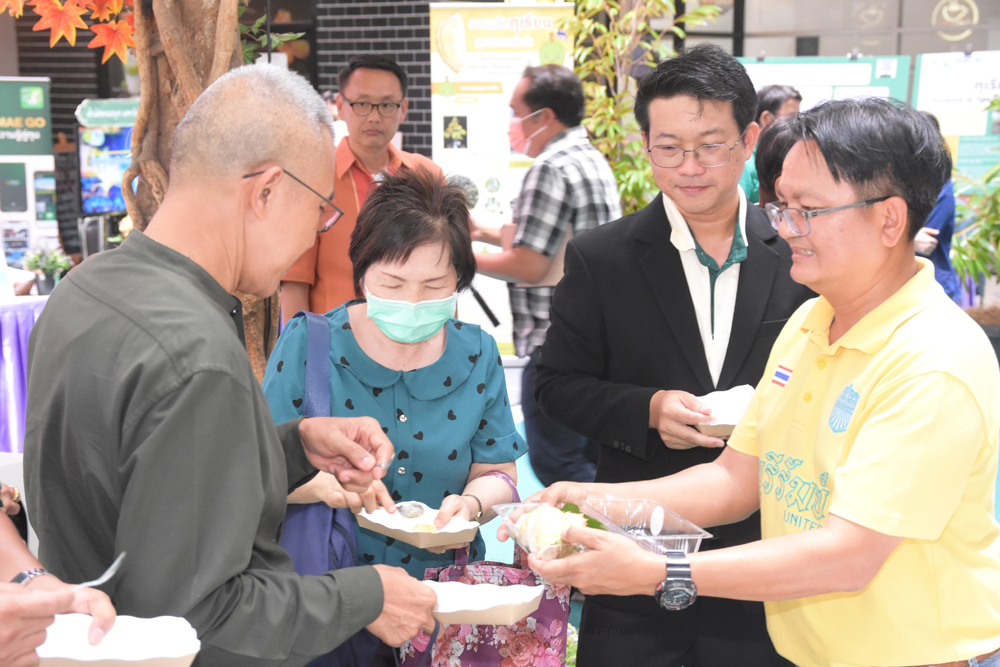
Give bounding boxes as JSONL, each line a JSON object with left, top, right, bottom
{"left": 123, "top": 0, "right": 280, "bottom": 382}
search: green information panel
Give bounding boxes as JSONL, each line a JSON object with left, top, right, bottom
{"left": 955, "top": 136, "right": 1000, "bottom": 179}
{"left": 0, "top": 78, "right": 53, "bottom": 156}
{"left": 737, "top": 56, "right": 911, "bottom": 110}
{"left": 75, "top": 98, "right": 140, "bottom": 128}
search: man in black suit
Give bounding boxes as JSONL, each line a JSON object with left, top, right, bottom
{"left": 534, "top": 44, "right": 813, "bottom": 666}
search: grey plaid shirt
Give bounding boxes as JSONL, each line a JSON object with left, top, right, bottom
{"left": 510, "top": 126, "right": 622, "bottom": 357}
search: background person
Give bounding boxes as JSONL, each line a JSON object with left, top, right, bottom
{"left": 740, "top": 84, "right": 802, "bottom": 204}
{"left": 526, "top": 97, "right": 1000, "bottom": 667}
{"left": 1, "top": 511, "right": 115, "bottom": 667}
{"left": 754, "top": 117, "right": 797, "bottom": 207}
{"left": 474, "top": 64, "right": 621, "bottom": 487}
{"left": 533, "top": 44, "right": 811, "bottom": 667}
{"left": 24, "top": 64, "right": 435, "bottom": 667}
{"left": 264, "top": 169, "right": 524, "bottom": 666}
{"left": 915, "top": 111, "right": 962, "bottom": 302}
{"left": 282, "top": 54, "right": 442, "bottom": 320}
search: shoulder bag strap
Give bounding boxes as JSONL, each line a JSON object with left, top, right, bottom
{"left": 299, "top": 311, "right": 332, "bottom": 418}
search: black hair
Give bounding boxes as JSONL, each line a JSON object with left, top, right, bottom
{"left": 786, "top": 98, "right": 952, "bottom": 240}
{"left": 756, "top": 85, "right": 802, "bottom": 123}
{"left": 634, "top": 43, "right": 757, "bottom": 138}
{"left": 350, "top": 169, "right": 476, "bottom": 297}
{"left": 755, "top": 117, "right": 798, "bottom": 205}
{"left": 521, "top": 64, "right": 585, "bottom": 127}
{"left": 337, "top": 54, "right": 408, "bottom": 98}
{"left": 920, "top": 110, "right": 941, "bottom": 133}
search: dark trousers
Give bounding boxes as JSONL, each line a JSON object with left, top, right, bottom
{"left": 522, "top": 350, "right": 599, "bottom": 486}
{"left": 578, "top": 596, "right": 792, "bottom": 667}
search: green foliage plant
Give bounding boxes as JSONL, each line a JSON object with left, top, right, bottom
{"left": 561, "top": 0, "right": 720, "bottom": 214}
{"left": 23, "top": 248, "right": 72, "bottom": 276}
{"left": 951, "top": 96, "right": 1000, "bottom": 284}
{"left": 238, "top": 5, "right": 305, "bottom": 65}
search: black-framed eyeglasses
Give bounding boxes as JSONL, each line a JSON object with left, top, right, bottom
{"left": 765, "top": 197, "right": 890, "bottom": 237}
{"left": 647, "top": 130, "right": 747, "bottom": 169}
{"left": 341, "top": 96, "right": 403, "bottom": 117}
{"left": 243, "top": 169, "right": 343, "bottom": 233}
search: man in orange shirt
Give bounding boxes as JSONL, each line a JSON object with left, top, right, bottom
{"left": 281, "top": 55, "right": 442, "bottom": 320}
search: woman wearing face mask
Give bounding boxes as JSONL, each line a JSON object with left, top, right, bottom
{"left": 262, "top": 169, "right": 524, "bottom": 629}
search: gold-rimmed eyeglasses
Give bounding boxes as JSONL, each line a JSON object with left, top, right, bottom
{"left": 243, "top": 169, "right": 343, "bottom": 233}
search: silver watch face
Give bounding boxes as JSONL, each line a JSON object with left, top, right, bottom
{"left": 656, "top": 580, "right": 697, "bottom": 610}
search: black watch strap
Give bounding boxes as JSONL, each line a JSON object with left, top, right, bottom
{"left": 11, "top": 568, "right": 49, "bottom": 585}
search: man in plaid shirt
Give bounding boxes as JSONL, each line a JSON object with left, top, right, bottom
{"left": 476, "top": 65, "right": 621, "bottom": 486}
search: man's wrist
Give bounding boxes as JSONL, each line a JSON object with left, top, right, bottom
{"left": 298, "top": 416, "right": 312, "bottom": 444}
{"left": 649, "top": 390, "right": 666, "bottom": 428}
{"left": 12, "top": 569, "right": 52, "bottom": 586}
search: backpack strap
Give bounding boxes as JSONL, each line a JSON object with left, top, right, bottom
{"left": 299, "top": 311, "right": 332, "bottom": 418}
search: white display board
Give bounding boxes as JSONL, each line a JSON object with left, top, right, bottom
{"left": 430, "top": 2, "right": 574, "bottom": 355}
{"left": 913, "top": 50, "right": 1000, "bottom": 179}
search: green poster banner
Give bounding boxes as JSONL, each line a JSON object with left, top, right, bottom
{"left": 0, "top": 78, "right": 53, "bottom": 156}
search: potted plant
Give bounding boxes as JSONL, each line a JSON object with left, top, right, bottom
{"left": 23, "top": 248, "right": 72, "bottom": 296}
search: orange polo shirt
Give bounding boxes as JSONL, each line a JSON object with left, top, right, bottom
{"left": 283, "top": 138, "right": 442, "bottom": 314}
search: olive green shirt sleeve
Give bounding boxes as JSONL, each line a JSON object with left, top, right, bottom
{"left": 275, "top": 417, "right": 320, "bottom": 493}
{"left": 115, "top": 368, "right": 382, "bottom": 666}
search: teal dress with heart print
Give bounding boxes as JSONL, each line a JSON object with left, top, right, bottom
{"left": 262, "top": 303, "right": 526, "bottom": 578}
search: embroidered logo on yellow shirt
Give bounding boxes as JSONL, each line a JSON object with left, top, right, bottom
{"left": 760, "top": 451, "right": 831, "bottom": 531}
{"left": 829, "top": 384, "right": 860, "bottom": 433}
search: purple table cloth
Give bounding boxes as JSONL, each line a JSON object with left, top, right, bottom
{"left": 0, "top": 296, "right": 48, "bottom": 454}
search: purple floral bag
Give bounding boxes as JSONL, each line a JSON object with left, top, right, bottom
{"left": 398, "top": 472, "right": 571, "bottom": 667}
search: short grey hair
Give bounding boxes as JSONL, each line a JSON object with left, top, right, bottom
{"left": 170, "top": 64, "right": 334, "bottom": 180}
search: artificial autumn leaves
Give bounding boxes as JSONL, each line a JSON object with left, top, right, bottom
{"left": 1, "top": 0, "right": 135, "bottom": 64}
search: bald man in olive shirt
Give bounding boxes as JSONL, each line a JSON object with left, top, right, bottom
{"left": 23, "top": 65, "right": 435, "bottom": 666}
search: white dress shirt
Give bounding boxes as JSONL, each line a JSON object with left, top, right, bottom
{"left": 663, "top": 188, "right": 748, "bottom": 388}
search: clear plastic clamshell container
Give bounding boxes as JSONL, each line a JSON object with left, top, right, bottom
{"left": 492, "top": 502, "right": 586, "bottom": 561}
{"left": 580, "top": 498, "right": 712, "bottom": 555}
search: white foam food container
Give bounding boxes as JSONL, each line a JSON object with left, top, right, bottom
{"left": 357, "top": 501, "right": 480, "bottom": 549}
{"left": 38, "top": 614, "right": 199, "bottom": 666}
{"left": 694, "top": 384, "right": 755, "bottom": 437}
{"left": 424, "top": 581, "right": 544, "bottom": 625}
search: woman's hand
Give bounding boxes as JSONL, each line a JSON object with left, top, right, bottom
{"left": 354, "top": 480, "right": 396, "bottom": 515}
{"left": 426, "top": 494, "right": 475, "bottom": 555}
{"left": 526, "top": 524, "right": 664, "bottom": 597}
{"left": 0, "top": 484, "right": 20, "bottom": 517}
{"left": 289, "top": 472, "right": 361, "bottom": 509}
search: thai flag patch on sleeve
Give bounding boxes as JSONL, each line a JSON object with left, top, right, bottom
{"left": 771, "top": 365, "right": 793, "bottom": 387}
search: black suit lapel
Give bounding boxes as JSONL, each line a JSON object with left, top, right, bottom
{"left": 717, "top": 206, "right": 779, "bottom": 390}
{"left": 636, "top": 195, "right": 715, "bottom": 394}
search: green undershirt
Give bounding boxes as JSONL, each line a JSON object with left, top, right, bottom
{"left": 690, "top": 223, "right": 747, "bottom": 336}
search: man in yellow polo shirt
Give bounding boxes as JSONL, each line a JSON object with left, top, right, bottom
{"left": 523, "top": 98, "right": 1000, "bottom": 667}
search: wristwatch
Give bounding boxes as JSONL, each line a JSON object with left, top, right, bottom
{"left": 654, "top": 551, "right": 697, "bottom": 611}
{"left": 11, "top": 568, "right": 50, "bottom": 586}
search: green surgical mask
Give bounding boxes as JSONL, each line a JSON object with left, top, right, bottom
{"left": 365, "top": 288, "right": 458, "bottom": 344}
